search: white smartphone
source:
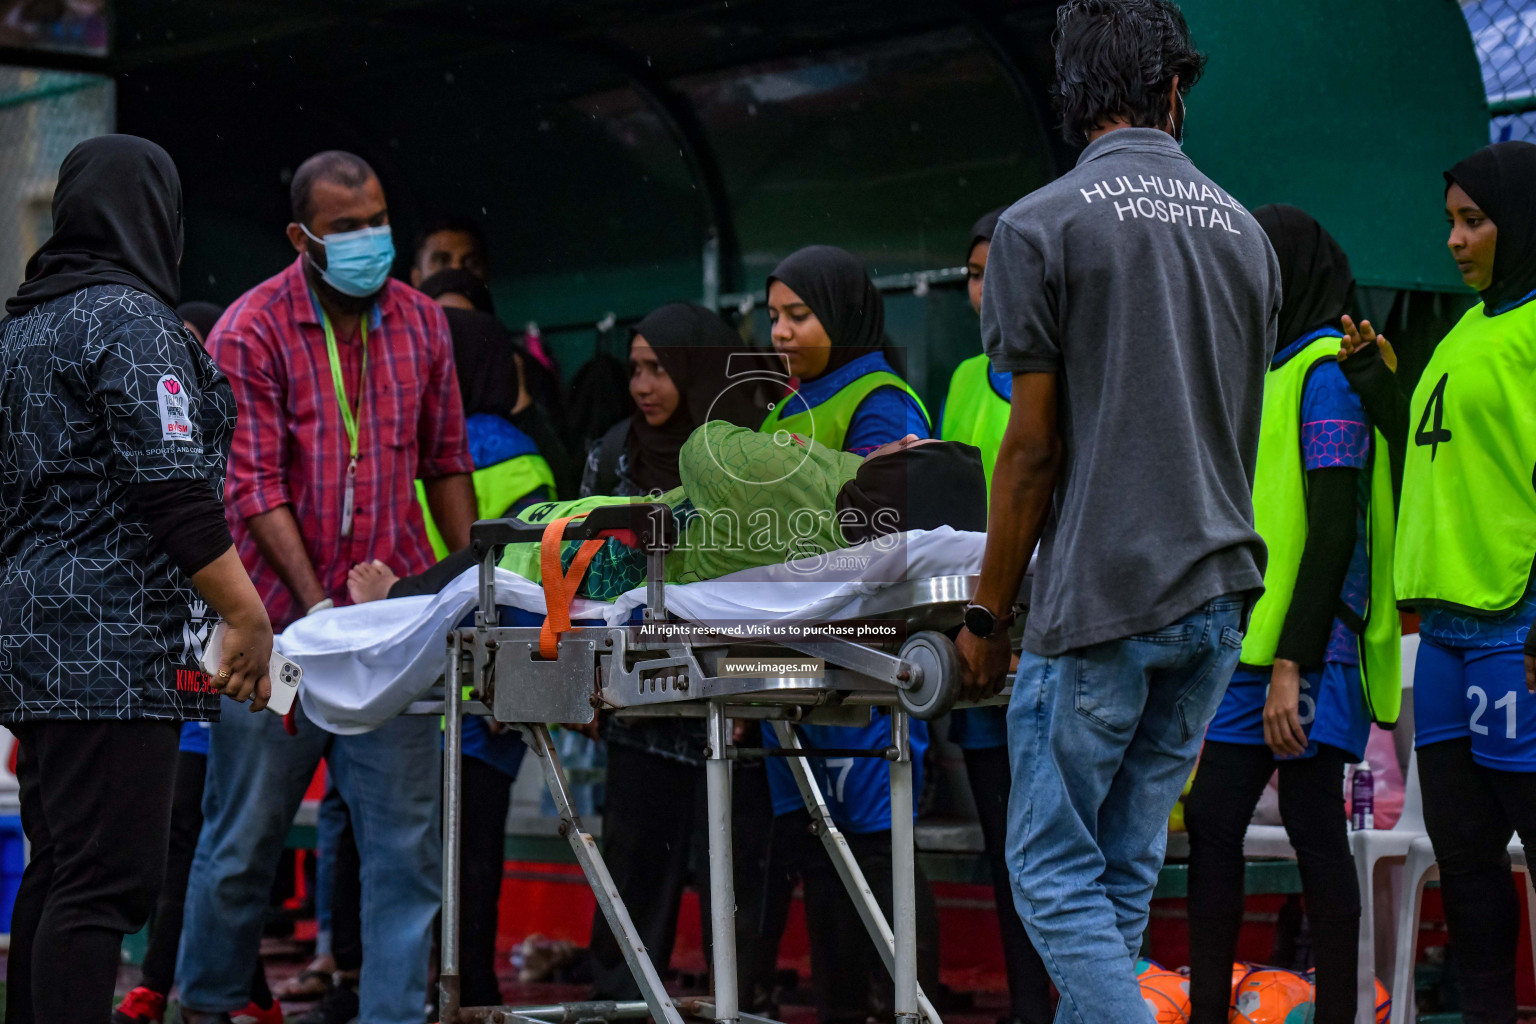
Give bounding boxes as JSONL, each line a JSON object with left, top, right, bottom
{"left": 201, "top": 622, "right": 301, "bottom": 715}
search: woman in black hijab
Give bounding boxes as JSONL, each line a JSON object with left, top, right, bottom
{"left": 1358, "top": 139, "right": 1536, "bottom": 1024}
{"left": 1184, "top": 205, "right": 1381, "bottom": 1024}
{"left": 1, "top": 135, "right": 273, "bottom": 1023}
{"left": 754, "top": 253, "right": 940, "bottom": 1024}
{"left": 443, "top": 306, "right": 579, "bottom": 503}
{"left": 759, "top": 245, "right": 930, "bottom": 455}
{"left": 580, "top": 302, "right": 774, "bottom": 1004}
{"left": 1254, "top": 204, "right": 1357, "bottom": 350}
{"left": 1446, "top": 140, "right": 1536, "bottom": 315}
{"left": 581, "top": 301, "right": 769, "bottom": 496}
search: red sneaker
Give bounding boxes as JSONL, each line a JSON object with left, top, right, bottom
{"left": 111, "top": 988, "right": 167, "bottom": 1024}
{"left": 230, "top": 1002, "right": 285, "bottom": 1024}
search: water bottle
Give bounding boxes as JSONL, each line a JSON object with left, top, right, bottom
{"left": 1351, "top": 761, "right": 1375, "bottom": 830}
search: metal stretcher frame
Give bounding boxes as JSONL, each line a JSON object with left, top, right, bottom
{"left": 427, "top": 506, "right": 1012, "bottom": 1024}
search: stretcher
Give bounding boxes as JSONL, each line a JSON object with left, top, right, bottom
{"left": 399, "top": 503, "right": 1022, "bottom": 1024}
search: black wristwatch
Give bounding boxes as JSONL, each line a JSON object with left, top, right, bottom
{"left": 963, "top": 602, "right": 1013, "bottom": 640}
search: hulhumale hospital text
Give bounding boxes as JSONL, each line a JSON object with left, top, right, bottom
{"left": 1080, "top": 173, "right": 1248, "bottom": 232}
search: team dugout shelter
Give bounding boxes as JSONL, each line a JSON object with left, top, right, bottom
{"left": 1, "top": 0, "right": 1493, "bottom": 409}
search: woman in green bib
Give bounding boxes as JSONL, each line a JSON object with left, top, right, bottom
{"left": 1343, "top": 141, "right": 1536, "bottom": 1024}
{"left": 415, "top": 307, "right": 571, "bottom": 560}
{"left": 757, "top": 245, "right": 947, "bottom": 1018}
{"left": 1183, "top": 207, "right": 1398, "bottom": 1024}
{"left": 761, "top": 245, "right": 930, "bottom": 456}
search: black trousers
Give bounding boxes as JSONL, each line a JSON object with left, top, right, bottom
{"left": 757, "top": 809, "right": 940, "bottom": 1024}
{"left": 963, "top": 745, "right": 1054, "bottom": 1024}
{"left": 138, "top": 751, "right": 273, "bottom": 1006}
{"left": 461, "top": 753, "right": 515, "bottom": 1007}
{"left": 7, "top": 719, "right": 180, "bottom": 1024}
{"left": 140, "top": 750, "right": 206, "bottom": 993}
{"left": 1419, "top": 737, "right": 1536, "bottom": 1024}
{"left": 331, "top": 814, "right": 363, "bottom": 973}
{"left": 588, "top": 744, "right": 768, "bottom": 1000}
{"left": 1184, "top": 741, "right": 1359, "bottom": 1024}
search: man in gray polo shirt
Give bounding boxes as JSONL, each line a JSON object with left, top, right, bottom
{"left": 956, "top": 1, "right": 1279, "bottom": 1019}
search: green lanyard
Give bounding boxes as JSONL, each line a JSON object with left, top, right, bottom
{"left": 320, "top": 309, "right": 368, "bottom": 537}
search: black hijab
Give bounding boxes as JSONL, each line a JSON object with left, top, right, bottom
{"left": 836, "top": 441, "right": 988, "bottom": 544}
{"left": 628, "top": 302, "right": 765, "bottom": 494}
{"left": 418, "top": 268, "right": 496, "bottom": 315}
{"left": 968, "top": 205, "right": 1007, "bottom": 259}
{"left": 1252, "top": 204, "right": 1356, "bottom": 349}
{"left": 1445, "top": 141, "right": 1536, "bottom": 315}
{"left": 768, "top": 245, "right": 889, "bottom": 380}
{"left": 8, "top": 135, "right": 183, "bottom": 316}
{"left": 177, "top": 300, "right": 224, "bottom": 343}
{"left": 443, "top": 307, "right": 522, "bottom": 418}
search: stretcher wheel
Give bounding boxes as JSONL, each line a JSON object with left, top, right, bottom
{"left": 897, "top": 630, "right": 959, "bottom": 720}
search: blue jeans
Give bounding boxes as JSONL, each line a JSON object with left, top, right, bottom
{"left": 1006, "top": 595, "right": 1245, "bottom": 1024}
{"left": 176, "top": 697, "right": 441, "bottom": 1024}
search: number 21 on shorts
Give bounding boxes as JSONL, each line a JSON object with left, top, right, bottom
{"left": 1457, "top": 649, "right": 1536, "bottom": 768}
{"left": 1467, "top": 684, "right": 1516, "bottom": 739}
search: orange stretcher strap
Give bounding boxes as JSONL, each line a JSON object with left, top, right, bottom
{"left": 538, "top": 514, "right": 606, "bottom": 659}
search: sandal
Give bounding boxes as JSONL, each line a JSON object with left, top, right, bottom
{"left": 274, "top": 956, "right": 336, "bottom": 1002}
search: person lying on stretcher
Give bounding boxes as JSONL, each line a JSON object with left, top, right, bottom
{"left": 345, "top": 421, "right": 988, "bottom": 603}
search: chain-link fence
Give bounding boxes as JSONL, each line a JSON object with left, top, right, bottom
{"left": 1463, "top": 0, "right": 1536, "bottom": 142}
{"left": 0, "top": 66, "right": 113, "bottom": 304}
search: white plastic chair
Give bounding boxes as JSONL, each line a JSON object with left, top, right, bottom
{"left": 1350, "top": 632, "right": 1423, "bottom": 1024}
{"left": 1388, "top": 835, "right": 1536, "bottom": 1024}
{"left": 1351, "top": 747, "right": 1423, "bottom": 1024}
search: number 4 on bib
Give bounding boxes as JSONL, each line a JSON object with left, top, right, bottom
{"left": 1415, "top": 372, "right": 1452, "bottom": 459}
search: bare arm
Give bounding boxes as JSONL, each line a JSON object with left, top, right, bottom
{"left": 424, "top": 473, "right": 476, "bottom": 552}
{"left": 245, "top": 505, "right": 327, "bottom": 612}
{"left": 191, "top": 546, "right": 273, "bottom": 710}
{"left": 956, "top": 371, "right": 1062, "bottom": 700}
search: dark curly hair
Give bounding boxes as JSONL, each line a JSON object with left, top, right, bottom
{"left": 1052, "top": 0, "right": 1207, "bottom": 146}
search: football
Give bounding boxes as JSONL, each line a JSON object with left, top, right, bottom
{"left": 1230, "top": 968, "right": 1314, "bottom": 1023}
{"left": 1139, "top": 964, "right": 1192, "bottom": 1023}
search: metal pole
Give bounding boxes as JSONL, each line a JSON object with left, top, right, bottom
{"left": 705, "top": 703, "right": 739, "bottom": 1024}
{"left": 440, "top": 635, "right": 464, "bottom": 1022}
{"left": 478, "top": 550, "right": 499, "bottom": 629}
{"left": 519, "top": 723, "right": 686, "bottom": 1024}
{"left": 701, "top": 232, "right": 721, "bottom": 310}
{"left": 646, "top": 549, "right": 666, "bottom": 621}
{"left": 890, "top": 709, "right": 919, "bottom": 1024}
{"left": 769, "top": 722, "right": 940, "bottom": 1024}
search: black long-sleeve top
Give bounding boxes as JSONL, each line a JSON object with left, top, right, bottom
{"left": 1274, "top": 466, "right": 1360, "bottom": 669}
{"left": 126, "top": 478, "right": 234, "bottom": 577}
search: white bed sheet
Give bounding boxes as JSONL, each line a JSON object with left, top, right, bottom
{"left": 282, "top": 527, "right": 986, "bottom": 734}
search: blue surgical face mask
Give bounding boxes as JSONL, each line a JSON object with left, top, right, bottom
{"left": 301, "top": 223, "right": 395, "bottom": 298}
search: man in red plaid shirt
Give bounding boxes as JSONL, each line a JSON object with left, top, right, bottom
{"left": 177, "top": 151, "right": 474, "bottom": 1024}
